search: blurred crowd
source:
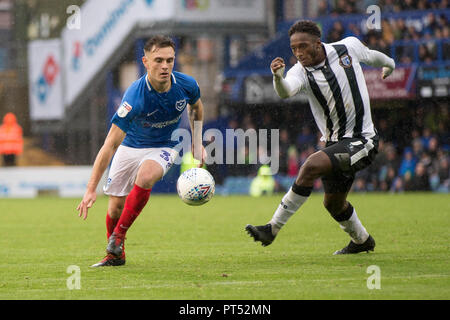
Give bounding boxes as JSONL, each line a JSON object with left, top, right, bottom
{"left": 219, "top": 100, "right": 449, "bottom": 193}
{"left": 320, "top": 1, "right": 450, "bottom": 63}
{"left": 318, "top": 0, "right": 450, "bottom": 16}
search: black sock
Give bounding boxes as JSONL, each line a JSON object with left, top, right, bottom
{"left": 332, "top": 203, "right": 354, "bottom": 222}
{"left": 291, "top": 183, "right": 313, "bottom": 197}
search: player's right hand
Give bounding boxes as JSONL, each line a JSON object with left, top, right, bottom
{"left": 77, "top": 190, "right": 97, "bottom": 220}
{"left": 271, "top": 57, "right": 285, "bottom": 78}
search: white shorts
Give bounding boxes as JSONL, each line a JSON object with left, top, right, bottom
{"left": 103, "top": 145, "right": 179, "bottom": 197}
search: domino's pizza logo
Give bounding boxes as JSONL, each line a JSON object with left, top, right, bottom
{"left": 34, "top": 55, "right": 60, "bottom": 104}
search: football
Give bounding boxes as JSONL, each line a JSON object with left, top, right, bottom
{"left": 177, "top": 168, "right": 215, "bottom": 206}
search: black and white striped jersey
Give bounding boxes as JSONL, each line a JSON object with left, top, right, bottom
{"left": 282, "top": 37, "right": 392, "bottom": 142}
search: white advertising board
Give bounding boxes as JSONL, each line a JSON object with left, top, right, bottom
{"left": 27, "top": 39, "right": 64, "bottom": 120}
{"left": 62, "top": 0, "right": 175, "bottom": 106}
{"left": 0, "top": 167, "right": 107, "bottom": 198}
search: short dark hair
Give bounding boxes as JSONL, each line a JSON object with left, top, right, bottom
{"left": 288, "top": 20, "right": 321, "bottom": 38}
{"left": 144, "top": 35, "right": 175, "bottom": 53}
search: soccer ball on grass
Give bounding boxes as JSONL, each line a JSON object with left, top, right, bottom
{"left": 177, "top": 168, "right": 215, "bottom": 206}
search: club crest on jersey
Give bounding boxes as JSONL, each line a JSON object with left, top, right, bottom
{"left": 117, "top": 101, "right": 132, "bottom": 118}
{"left": 175, "top": 99, "right": 187, "bottom": 111}
{"left": 339, "top": 54, "right": 352, "bottom": 68}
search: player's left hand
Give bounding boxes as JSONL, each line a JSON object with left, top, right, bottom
{"left": 382, "top": 66, "right": 394, "bottom": 79}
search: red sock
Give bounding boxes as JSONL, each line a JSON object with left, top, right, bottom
{"left": 114, "top": 184, "right": 151, "bottom": 236}
{"left": 106, "top": 212, "right": 119, "bottom": 240}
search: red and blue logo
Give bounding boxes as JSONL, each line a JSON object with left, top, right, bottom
{"left": 34, "top": 55, "right": 60, "bottom": 103}
{"left": 72, "top": 41, "right": 82, "bottom": 71}
{"left": 182, "top": 0, "right": 210, "bottom": 10}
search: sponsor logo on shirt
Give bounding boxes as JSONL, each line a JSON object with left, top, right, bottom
{"left": 143, "top": 113, "right": 183, "bottom": 128}
{"left": 117, "top": 101, "right": 132, "bottom": 118}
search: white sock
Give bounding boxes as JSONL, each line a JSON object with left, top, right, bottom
{"left": 269, "top": 188, "right": 309, "bottom": 235}
{"left": 338, "top": 208, "right": 369, "bottom": 244}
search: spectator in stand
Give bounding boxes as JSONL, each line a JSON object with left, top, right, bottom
{"left": 327, "top": 21, "right": 345, "bottom": 43}
{"left": 403, "top": 171, "right": 414, "bottom": 191}
{"left": 436, "top": 156, "right": 449, "bottom": 192}
{"left": 356, "top": 0, "right": 380, "bottom": 13}
{"left": 390, "top": 176, "right": 405, "bottom": 193}
{"left": 286, "top": 145, "right": 299, "bottom": 178}
{"left": 381, "top": 19, "right": 395, "bottom": 47}
{"left": 393, "top": 18, "right": 409, "bottom": 40}
{"left": 410, "top": 128, "right": 421, "bottom": 147}
{"left": 406, "top": 25, "right": 421, "bottom": 41}
{"left": 353, "top": 176, "right": 367, "bottom": 192}
{"left": 317, "top": 0, "right": 329, "bottom": 17}
{"left": 377, "top": 118, "right": 395, "bottom": 143}
{"left": 409, "top": 162, "right": 431, "bottom": 191}
{"left": 331, "top": 0, "right": 348, "bottom": 15}
{"left": 417, "top": 0, "right": 430, "bottom": 9}
{"left": 377, "top": 142, "right": 399, "bottom": 191}
{"left": 354, "top": 168, "right": 371, "bottom": 192}
{"left": 412, "top": 139, "right": 424, "bottom": 161}
{"left": 278, "top": 129, "right": 290, "bottom": 175}
{"left": 0, "top": 112, "right": 24, "bottom": 167}
{"left": 385, "top": 143, "right": 400, "bottom": 171}
{"left": 436, "top": 0, "right": 450, "bottom": 9}
{"left": 424, "top": 12, "right": 439, "bottom": 34}
{"left": 347, "top": 22, "right": 362, "bottom": 39}
{"left": 427, "top": 136, "right": 439, "bottom": 159}
{"left": 438, "top": 14, "right": 448, "bottom": 29}
{"left": 421, "top": 127, "right": 433, "bottom": 150}
{"left": 399, "top": 148, "right": 417, "bottom": 178}
{"left": 423, "top": 31, "right": 438, "bottom": 61}
{"left": 296, "top": 126, "right": 315, "bottom": 152}
{"left": 380, "top": 0, "right": 398, "bottom": 13}
{"left": 402, "top": 0, "right": 417, "bottom": 10}
{"left": 249, "top": 165, "right": 275, "bottom": 197}
{"left": 419, "top": 43, "right": 434, "bottom": 64}
{"left": 366, "top": 30, "right": 384, "bottom": 53}
{"left": 380, "top": 166, "right": 397, "bottom": 191}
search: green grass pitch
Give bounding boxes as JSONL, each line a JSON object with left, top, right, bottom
{"left": 1, "top": 193, "right": 449, "bottom": 300}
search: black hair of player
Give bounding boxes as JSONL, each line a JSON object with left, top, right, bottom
{"left": 288, "top": 20, "right": 321, "bottom": 39}
{"left": 144, "top": 35, "right": 176, "bottom": 53}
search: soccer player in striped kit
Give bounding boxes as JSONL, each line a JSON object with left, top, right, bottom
{"left": 77, "top": 36, "right": 206, "bottom": 266}
{"left": 246, "top": 20, "right": 395, "bottom": 254}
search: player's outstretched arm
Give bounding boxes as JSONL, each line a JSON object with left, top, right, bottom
{"left": 365, "top": 49, "right": 396, "bottom": 79}
{"left": 76, "top": 124, "right": 126, "bottom": 220}
{"left": 188, "top": 99, "right": 206, "bottom": 166}
{"left": 350, "top": 37, "right": 395, "bottom": 79}
{"left": 271, "top": 57, "right": 300, "bottom": 99}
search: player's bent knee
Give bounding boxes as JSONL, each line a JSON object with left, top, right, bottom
{"left": 299, "top": 157, "right": 324, "bottom": 181}
{"left": 136, "top": 161, "right": 164, "bottom": 189}
{"left": 323, "top": 199, "right": 346, "bottom": 217}
{"left": 108, "top": 196, "right": 126, "bottom": 218}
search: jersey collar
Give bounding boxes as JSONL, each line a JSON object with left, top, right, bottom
{"left": 145, "top": 73, "right": 176, "bottom": 92}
